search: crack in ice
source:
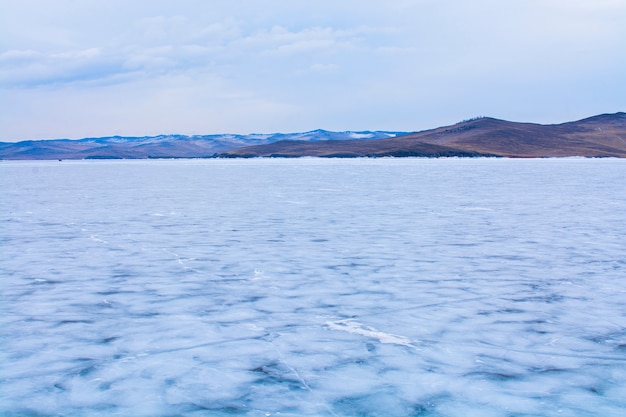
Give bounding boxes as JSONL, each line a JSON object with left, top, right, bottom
{"left": 325, "top": 319, "right": 419, "bottom": 349}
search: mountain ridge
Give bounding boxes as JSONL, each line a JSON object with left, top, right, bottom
{"left": 0, "top": 130, "right": 406, "bottom": 160}
{"left": 221, "top": 112, "right": 626, "bottom": 158}
{"left": 2, "top": 113, "right": 625, "bottom": 159}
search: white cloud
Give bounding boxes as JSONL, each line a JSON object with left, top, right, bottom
{"left": 0, "top": 47, "right": 130, "bottom": 87}
{"left": 0, "top": 22, "right": 372, "bottom": 89}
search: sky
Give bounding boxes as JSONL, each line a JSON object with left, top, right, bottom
{"left": 0, "top": 0, "right": 625, "bottom": 141}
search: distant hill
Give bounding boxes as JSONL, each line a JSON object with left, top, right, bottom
{"left": 0, "top": 130, "right": 406, "bottom": 160}
{"left": 2, "top": 113, "right": 625, "bottom": 159}
{"left": 221, "top": 112, "right": 626, "bottom": 158}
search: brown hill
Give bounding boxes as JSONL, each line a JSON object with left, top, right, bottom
{"left": 221, "top": 112, "right": 626, "bottom": 158}
{"left": 218, "top": 139, "right": 490, "bottom": 158}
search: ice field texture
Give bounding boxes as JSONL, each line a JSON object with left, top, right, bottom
{"left": 1, "top": 158, "right": 625, "bottom": 417}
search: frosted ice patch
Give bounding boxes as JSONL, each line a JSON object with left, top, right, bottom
{"left": 89, "top": 235, "right": 107, "bottom": 243}
{"left": 325, "top": 319, "right": 418, "bottom": 348}
{"left": 457, "top": 206, "right": 493, "bottom": 211}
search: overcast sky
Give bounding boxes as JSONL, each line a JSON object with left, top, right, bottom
{"left": 1, "top": 0, "right": 624, "bottom": 141}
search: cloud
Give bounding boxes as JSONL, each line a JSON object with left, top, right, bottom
{"left": 1, "top": 18, "right": 372, "bottom": 88}
{"left": 0, "top": 47, "right": 132, "bottom": 87}
{"left": 243, "top": 26, "right": 361, "bottom": 56}
{"left": 0, "top": 20, "right": 382, "bottom": 91}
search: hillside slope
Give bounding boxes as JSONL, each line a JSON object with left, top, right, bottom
{"left": 222, "top": 113, "right": 626, "bottom": 158}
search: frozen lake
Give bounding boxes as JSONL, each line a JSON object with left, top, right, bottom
{"left": 1, "top": 158, "right": 625, "bottom": 417}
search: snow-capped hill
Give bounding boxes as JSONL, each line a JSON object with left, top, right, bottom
{"left": 271, "top": 130, "right": 405, "bottom": 142}
{"left": 0, "top": 130, "right": 409, "bottom": 160}
{"left": 349, "top": 132, "right": 374, "bottom": 139}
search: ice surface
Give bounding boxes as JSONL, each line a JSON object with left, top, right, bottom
{"left": 1, "top": 158, "right": 625, "bottom": 417}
